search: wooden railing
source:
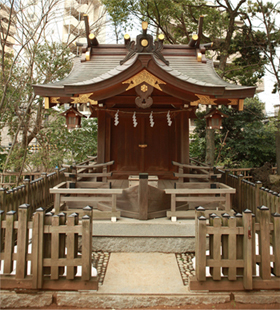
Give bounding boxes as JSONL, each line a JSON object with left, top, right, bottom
{"left": 219, "top": 170, "right": 280, "bottom": 214}
{"left": 165, "top": 182, "right": 235, "bottom": 221}
{"left": 190, "top": 206, "right": 280, "bottom": 291}
{"left": 0, "top": 205, "right": 98, "bottom": 290}
{"left": 0, "top": 168, "right": 66, "bottom": 219}
{"left": 219, "top": 167, "right": 277, "bottom": 180}
{"left": 172, "top": 161, "right": 222, "bottom": 182}
{"left": 0, "top": 172, "right": 42, "bottom": 188}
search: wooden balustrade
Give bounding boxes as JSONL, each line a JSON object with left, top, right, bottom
{"left": 219, "top": 169, "right": 280, "bottom": 214}
{"left": 0, "top": 172, "right": 43, "bottom": 188}
{"left": 0, "top": 168, "right": 66, "bottom": 219}
{"left": 165, "top": 182, "right": 235, "bottom": 221}
{"left": 0, "top": 205, "right": 98, "bottom": 290}
{"left": 190, "top": 206, "right": 280, "bottom": 291}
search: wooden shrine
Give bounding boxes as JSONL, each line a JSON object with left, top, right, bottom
{"left": 33, "top": 16, "right": 255, "bottom": 219}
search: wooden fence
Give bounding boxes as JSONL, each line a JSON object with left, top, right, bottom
{"left": 0, "top": 168, "right": 66, "bottom": 219}
{"left": 0, "top": 205, "right": 98, "bottom": 290}
{"left": 190, "top": 206, "right": 280, "bottom": 291}
{"left": 219, "top": 169, "right": 280, "bottom": 214}
{"left": 219, "top": 167, "right": 277, "bottom": 180}
{"left": 0, "top": 172, "right": 43, "bottom": 188}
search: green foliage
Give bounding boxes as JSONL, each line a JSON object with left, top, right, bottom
{"left": 191, "top": 97, "right": 276, "bottom": 168}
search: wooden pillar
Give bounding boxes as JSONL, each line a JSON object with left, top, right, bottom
{"left": 180, "top": 111, "right": 189, "bottom": 165}
{"left": 4, "top": 210, "right": 16, "bottom": 274}
{"left": 272, "top": 213, "right": 280, "bottom": 276}
{"left": 97, "top": 110, "right": 106, "bottom": 164}
{"left": 82, "top": 215, "right": 92, "bottom": 281}
{"left": 138, "top": 173, "right": 148, "bottom": 220}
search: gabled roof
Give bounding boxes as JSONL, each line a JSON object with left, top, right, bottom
{"left": 33, "top": 20, "right": 256, "bottom": 102}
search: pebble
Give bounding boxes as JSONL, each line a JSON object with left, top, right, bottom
{"left": 175, "top": 252, "right": 195, "bottom": 286}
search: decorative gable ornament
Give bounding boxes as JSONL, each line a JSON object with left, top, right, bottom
{"left": 59, "top": 107, "right": 86, "bottom": 130}
{"left": 204, "top": 109, "right": 228, "bottom": 130}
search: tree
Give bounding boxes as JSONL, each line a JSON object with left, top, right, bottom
{"left": 0, "top": 0, "right": 105, "bottom": 178}
{"left": 101, "top": 0, "right": 267, "bottom": 84}
{"left": 191, "top": 97, "right": 276, "bottom": 168}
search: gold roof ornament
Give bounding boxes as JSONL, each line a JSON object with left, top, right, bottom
{"left": 50, "top": 97, "right": 60, "bottom": 104}
{"left": 122, "top": 69, "right": 166, "bottom": 91}
{"left": 191, "top": 94, "right": 218, "bottom": 106}
{"left": 70, "top": 93, "right": 97, "bottom": 105}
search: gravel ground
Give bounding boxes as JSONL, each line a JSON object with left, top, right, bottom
{"left": 92, "top": 251, "right": 110, "bottom": 286}
{"left": 175, "top": 252, "right": 196, "bottom": 285}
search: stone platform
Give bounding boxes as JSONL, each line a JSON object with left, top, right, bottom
{"left": 91, "top": 217, "right": 195, "bottom": 252}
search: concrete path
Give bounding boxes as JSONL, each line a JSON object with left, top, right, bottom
{"left": 98, "top": 253, "right": 187, "bottom": 294}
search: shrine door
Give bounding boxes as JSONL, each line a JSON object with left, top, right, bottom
{"left": 110, "top": 113, "right": 178, "bottom": 178}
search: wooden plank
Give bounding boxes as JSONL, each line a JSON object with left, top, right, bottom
{"left": 4, "top": 211, "right": 16, "bottom": 274}
{"left": 16, "top": 205, "right": 29, "bottom": 279}
{"left": 165, "top": 188, "right": 235, "bottom": 194}
{"left": 196, "top": 216, "right": 207, "bottom": 281}
{"left": 212, "top": 217, "right": 222, "bottom": 280}
{"left": 243, "top": 210, "right": 253, "bottom": 290}
{"left": 75, "top": 160, "right": 114, "bottom": 169}
{"left": 272, "top": 214, "right": 280, "bottom": 276}
{"left": 176, "top": 197, "right": 226, "bottom": 203}
{"left": 61, "top": 196, "right": 113, "bottom": 202}
{"left": 66, "top": 214, "right": 78, "bottom": 280}
{"left": 206, "top": 259, "right": 244, "bottom": 268}
{"left": 50, "top": 188, "right": 123, "bottom": 194}
{"left": 64, "top": 172, "right": 112, "bottom": 178}
{"left": 92, "top": 211, "right": 120, "bottom": 220}
{"left": 43, "top": 213, "right": 52, "bottom": 276}
{"left": 228, "top": 217, "right": 237, "bottom": 280}
{"left": 59, "top": 213, "right": 66, "bottom": 276}
{"left": 76, "top": 182, "right": 110, "bottom": 188}
{"left": 81, "top": 215, "right": 92, "bottom": 281}
{"left": 32, "top": 208, "right": 45, "bottom": 289}
{"left": 172, "top": 161, "right": 213, "bottom": 170}
{"left": 259, "top": 206, "right": 271, "bottom": 280}
{"left": 50, "top": 215, "right": 60, "bottom": 280}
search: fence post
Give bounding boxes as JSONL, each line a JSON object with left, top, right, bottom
{"left": 50, "top": 214, "right": 60, "bottom": 280}
{"left": 82, "top": 215, "right": 92, "bottom": 281}
{"left": 83, "top": 205, "right": 93, "bottom": 219}
{"left": 0, "top": 188, "right": 7, "bottom": 212}
{"left": 16, "top": 204, "right": 30, "bottom": 280}
{"left": 4, "top": 210, "right": 16, "bottom": 274}
{"left": 66, "top": 213, "right": 79, "bottom": 280}
{"left": 32, "top": 207, "right": 45, "bottom": 289}
{"left": 272, "top": 213, "right": 280, "bottom": 276}
{"left": 0, "top": 210, "right": 4, "bottom": 270}
{"left": 24, "top": 178, "right": 31, "bottom": 205}
{"left": 242, "top": 209, "right": 253, "bottom": 290}
{"left": 212, "top": 216, "right": 222, "bottom": 280}
{"left": 235, "top": 212, "right": 243, "bottom": 275}
{"left": 196, "top": 215, "right": 207, "bottom": 281}
{"left": 238, "top": 174, "right": 243, "bottom": 212}
{"left": 58, "top": 212, "right": 66, "bottom": 276}
{"left": 228, "top": 216, "right": 237, "bottom": 280}
{"left": 43, "top": 212, "right": 52, "bottom": 276}
{"left": 222, "top": 213, "right": 230, "bottom": 276}
{"left": 258, "top": 205, "right": 271, "bottom": 280}
{"left": 255, "top": 181, "right": 262, "bottom": 215}
{"left": 55, "top": 167, "right": 60, "bottom": 184}
{"left": 138, "top": 173, "right": 149, "bottom": 220}
{"left": 41, "top": 173, "right": 48, "bottom": 209}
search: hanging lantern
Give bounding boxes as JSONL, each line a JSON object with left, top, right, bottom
{"left": 204, "top": 108, "right": 228, "bottom": 129}
{"left": 59, "top": 106, "right": 86, "bottom": 129}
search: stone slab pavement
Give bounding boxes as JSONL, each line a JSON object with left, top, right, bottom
{"left": 98, "top": 252, "right": 187, "bottom": 294}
